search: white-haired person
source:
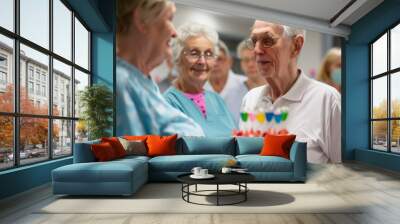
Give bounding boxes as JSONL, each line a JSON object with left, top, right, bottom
{"left": 237, "top": 39, "right": 266, "bottom": 90}
{"left": 163, "top": 23, "right": 236, "bottom": 137}
{"left": 204, "top": 40, "right": 248, "bottom": 125}
{"left": 240, "top": 20, "right": 341, "bottom": 163}
{"left": 116, "top": 0, "right": 204, "bottom": 136}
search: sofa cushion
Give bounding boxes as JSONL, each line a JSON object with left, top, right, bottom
{"left": 53, "top": 158, "right": 147, "bottom": 183}
{"left": 118, "top": 138, "right": 147, "bottom": 156}
{"left": 115, "top": 155, "right": 150, "bottom": 163}
{"left": 236, "top": 155, "right": 293, "bottom": 172}
{"left": 91, "top": 142, "right": 118, "bottom": 161}
{"left": 260, "top": 134, "right": 296, "bottom": 159}
{"left": 123, "top": 135, "right": 148, "bottom": 141}
{"left": 236, "top": 137, "right": 264, "bottom": 155}
{"left": 146, "top": 134, "right": 177, "bottom": 157}
{"left": 148, "top": 154, "right": 235, "bottom": 172}
{"left": 101, "top": 137, "right": 127, "bottom": 158}
{"left": 177, "top": 137, "right": 235, "bottom": 155}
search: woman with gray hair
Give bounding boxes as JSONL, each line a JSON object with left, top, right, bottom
{"left": 163, "top": 23, "right": 236, "bottom": 137}
{"left": 116, "top": 0, "right": 204, "bottom": 136}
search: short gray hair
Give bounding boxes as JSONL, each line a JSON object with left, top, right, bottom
{"left": 251, "top": 21, "right": 306, "bottom": 41}
{"left": 236, "top": 39, "right": 251, "bottom": 59}
{"left": 172, "top": 23, "right": 219, "bottom": 64}
{"left": 217, "top": 40, "right": 231, "bottom": 58}
{"left": 282, "top": 25, "right": 306, "bottom": 41}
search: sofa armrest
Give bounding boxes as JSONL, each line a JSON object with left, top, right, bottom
{"left": 289, "top": 141, "right": 307, "bottom": 181}
{"left": 73, "top": 140, "right": 100, "bottom": 163}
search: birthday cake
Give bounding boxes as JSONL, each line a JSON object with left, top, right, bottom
{"left": 233, "top": 106, "right": 289, "bottom": 137}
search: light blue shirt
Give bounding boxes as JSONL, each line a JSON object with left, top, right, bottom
{"left": 164, "top": 86, "right": 236, "bottom": 137}
{"left": 116, "top": 58, "right": 204, "bottom": 136}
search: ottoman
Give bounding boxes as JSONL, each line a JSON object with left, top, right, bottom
{"left": 52, "top": 156, "right": 148, "bottom": 196}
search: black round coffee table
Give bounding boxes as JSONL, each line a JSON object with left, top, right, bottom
{"left": 177, "top": 173, "right": 255, "bottom": 206}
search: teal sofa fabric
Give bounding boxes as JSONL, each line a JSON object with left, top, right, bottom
{"left": 290, "top": 142, "right": 307, "bottom": 181}
{"left": 148, "top": 154, "right": 235, "bottom": 181}
{"left": 52, "top": 136, "right": 307, "bottom": 196}
{"left": 236, "top": 155, "right": 293, "bottom": 172}
{"left": 177, "top": 136, "right": 235, "bottom": 155}
{"left": 235, "top": 138, "right": 307, "bottom": 181}
{"left": 235, "top": 137, "right": 264, "bottom": 155}
{"left": 52, "top": 156, "right": 148, "bottom": 195}
{"left": 73, "top": 140, "right": 100, "bottom": 163}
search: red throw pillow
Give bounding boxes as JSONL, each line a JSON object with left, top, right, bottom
{"left": 123, "top": 135, "right": 148, "bottom": 141}
{"left": 146, "top": 134, "right": 177, "bottom": 157}
{"left": 260, "top": 133, "right": 296, "bottom": 159}
{"left": 101, "top": 137, "right": 126, "bottom": 158}
{"left": 91, "top": 142, "right": 117, "bottom": 161}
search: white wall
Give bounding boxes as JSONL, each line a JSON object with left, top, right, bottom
{"left": 298, "top": 30, "right": 324, "bottom": 79}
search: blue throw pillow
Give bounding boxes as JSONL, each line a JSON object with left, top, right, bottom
{"left": 236, "top": 137, "right": 264, "bottom": 155}
{"left": 177, "top": 136, "right": 235, "bottom": 155}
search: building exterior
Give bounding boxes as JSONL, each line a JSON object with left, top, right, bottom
{"left": 0, "top": 41, "right": 79, "bottom": 150}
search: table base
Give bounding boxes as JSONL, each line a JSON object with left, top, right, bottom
{"left": 181, "top": 183, "right": 249, "bottom": 206}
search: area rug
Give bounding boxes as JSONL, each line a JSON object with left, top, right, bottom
{"left": 37, "top": 183, "right": 362, "bottom": 214}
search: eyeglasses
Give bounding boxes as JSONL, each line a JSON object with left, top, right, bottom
{"left": 183, "top": 49, "right": 217, "bottom": 62}
{"left": 245, "top": 34, "right": 280, "bottom": 50}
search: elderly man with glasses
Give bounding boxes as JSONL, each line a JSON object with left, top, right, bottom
{"left": 240, "top": 20, "right": 341, "bottom": 163}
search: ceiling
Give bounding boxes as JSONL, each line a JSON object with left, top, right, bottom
{"left": 224, "top": 0, "right": 352, "bottom": 24}
{"left": 173, "top": 0, "right": 384, "bottom": 38}
{"left": 173, "top": 4, "right": 254, "bottom": 39}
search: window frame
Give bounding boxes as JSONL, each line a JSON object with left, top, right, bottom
{"left": 0, "top": 0, "right": 92, "bottom": 171}
{"left": 370, "top": 20, "right": 400, "bottom": 154}
{"left": 0, "top": 70, "right": 7, "bottom": 85}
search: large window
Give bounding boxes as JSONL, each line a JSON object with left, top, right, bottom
{"left": 371, "top": 23, "right": 400, "bottom": 153}
{"left": 0, "top": 0, "right": 91, "bottom": 171}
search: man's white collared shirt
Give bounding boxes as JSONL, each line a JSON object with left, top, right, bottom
{"left": 240, "top": 72, "right": 341, "bottom": 164}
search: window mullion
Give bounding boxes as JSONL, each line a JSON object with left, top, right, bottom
{"left": 370, "top": 45, "right": 373, "bottom": 149}
{"left": 49, "top": 0, "right": 53, "bottom": 160}
{"left": 388, "top": 30, "right": 391, "bottom": 152}
{"left": 13, "top": 0, "right": 20, "bottom": 167}
{"left": 71, "top": 11, "right": 76, "bottom": 155}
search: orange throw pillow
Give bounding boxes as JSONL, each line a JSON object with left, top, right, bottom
{"left": 91, "top": 142, "right": 117, "bottom": 161}
{"left": 146, "top": 134, "right": 177, "bottom": 157}
{"left": 101, "top": 137, "right": 127, "bottom": 158}
{"left": 260, "top": 133, "right": 296, "bottom": 159}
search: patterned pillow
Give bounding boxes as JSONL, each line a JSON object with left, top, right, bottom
{"left": 118, "top": 137, "right": 147, "bottom": 156}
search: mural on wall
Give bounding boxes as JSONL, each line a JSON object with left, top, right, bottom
{"left": 140, "top": 2, "right": 342, "bottom": 163}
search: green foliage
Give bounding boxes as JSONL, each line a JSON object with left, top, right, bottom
{"left": 79, "top": 84, "right": 113, "bottom": 140}
{"left": 372, "top": 99, "right": 400, "bottom": 141}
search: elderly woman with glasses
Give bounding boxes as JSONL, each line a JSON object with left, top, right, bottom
{"left": 163, "top": 23, "right": 236, "bottom": 137}
{"left": 116, "top": 0, "right": 204, "bottom": 136}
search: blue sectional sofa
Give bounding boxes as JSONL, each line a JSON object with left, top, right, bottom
{"left": 52, "top": 137, "right": 307, "bottom": 196}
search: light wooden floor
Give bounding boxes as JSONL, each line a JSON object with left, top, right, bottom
{"left": 1, "top": 162, "right": 400, "bottom": 224}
